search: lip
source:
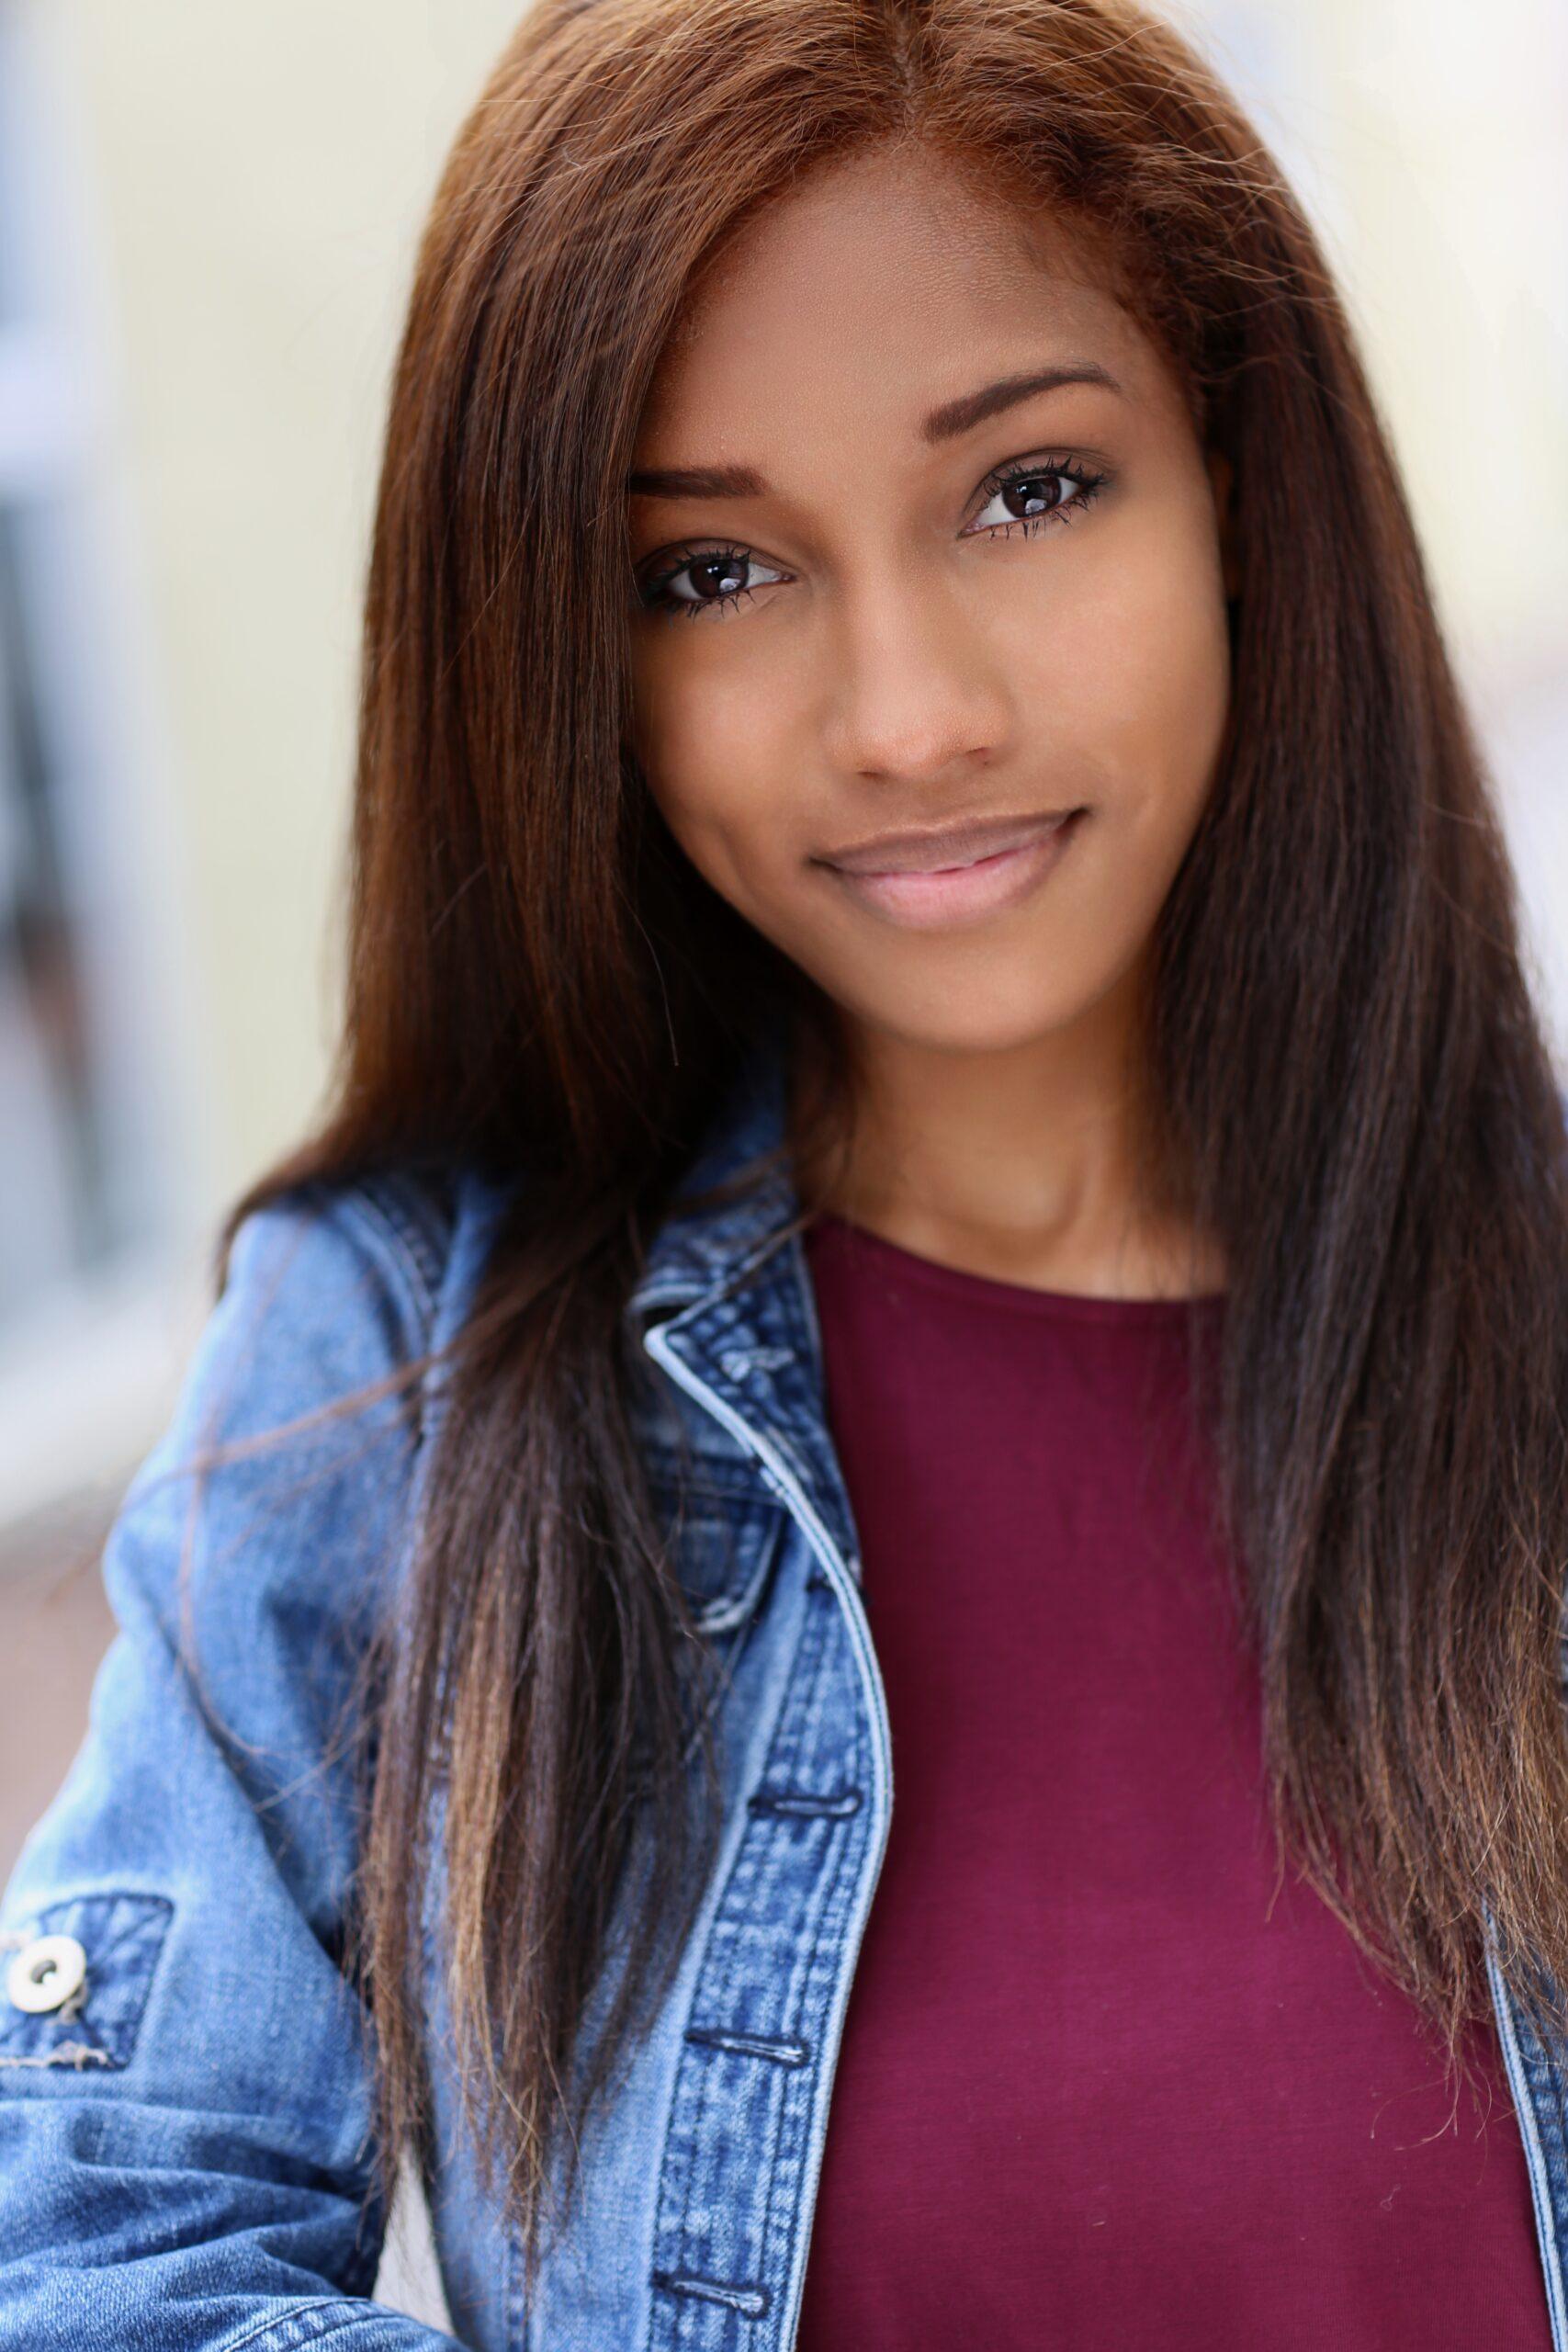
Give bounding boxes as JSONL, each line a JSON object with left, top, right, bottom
{"left": 817, "top": 808, "right": 1087, "bottom": 931}
{"left": 818, "top": 808, "right": 1085, "bottom": 874}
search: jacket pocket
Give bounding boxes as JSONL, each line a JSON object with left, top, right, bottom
{"left": 0, "top": 1892, "right": 174, "bottom": 2074}
{"left": 642, "top": 1450, "right": 789, "bottom": 1637}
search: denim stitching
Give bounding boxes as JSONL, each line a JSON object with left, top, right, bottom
{"left": 219, "top": 2297, "right": 391, "bottom": 2352}
{"left": 333, "top": 1192, "right": 439, "bottom": 1348}
{"left": 746, "top": 1787, "right": 862, "bottom": 1819}
{"left": 0, "top": 2040, "right": 111, "bottom": 2071}
{"left": 651, "top": 2266, "right": 769, "bottom": 2318}
{"left": 682, "top": 2025, "right": 811, "bottom": 2068}
{"left": 646, "top": 1520, "right": 833, "bottom": 2344}
{"left": 58, "top": 1893, "right": 174, "bottom": 1975}
{"left": 358, "top": 1176, "right": 448, "bottom": 1322}
{"left": 692, "top": 1555, "right": 840, "bottom": 2336}
{"left": 752, "top": 1598, "right": 868, "bottom": 2328}
{"left": 728, "top": 1585, "right": 843, "bottom": 2323}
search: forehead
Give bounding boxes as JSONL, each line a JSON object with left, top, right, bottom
{"left": 637, "top": 142, "right": 1158, "bottom": 447}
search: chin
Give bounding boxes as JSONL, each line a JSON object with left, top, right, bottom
{"left": 850, "top": 985, "right": 1092, "bottom": 1062}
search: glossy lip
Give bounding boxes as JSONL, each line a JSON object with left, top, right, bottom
{"left": 817, "top": 807, "right": 1085, "bottom": 874}
{"left": 819, "top": 808, "right": 1086, "bottom": 931}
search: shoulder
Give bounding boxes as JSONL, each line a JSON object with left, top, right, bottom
{"left": 115, "top": 1157, "right": 522, "bottom": 1561}
{"left": 107, "top": 1156, "right": 523, "bottom": 1629}
{"left": 201, "top": 1156, "right": 511, "bottom": 1440}
{"left": 220, "top": 1160, "right": 460, "bottom": 1343}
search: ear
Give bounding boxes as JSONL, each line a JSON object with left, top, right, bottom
{"left": 1205, "top": 447, "right": 1242, "bottom": 603}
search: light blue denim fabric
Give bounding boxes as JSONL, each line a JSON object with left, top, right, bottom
{"left": 1, "top": 1020, "right": 1563, "bottom": 2350}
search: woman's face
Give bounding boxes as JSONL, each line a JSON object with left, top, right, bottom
{"left": 626, "top": 141, "right": 1236, "bottom": 1060}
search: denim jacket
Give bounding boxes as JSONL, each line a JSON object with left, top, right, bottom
{"left": 2, "top": 1024, "right": 1566, "bottom": 2352}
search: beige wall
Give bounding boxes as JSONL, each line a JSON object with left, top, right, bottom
{"left": 56, "top": 2, "right": 531, "bottom": 1215}
{"left": 1203, "top": 0, "right": 1568, "bottom": 688}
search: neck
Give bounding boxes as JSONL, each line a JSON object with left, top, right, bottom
{"left": 785, "top": 991, "right": 1224, "bottom": 1304}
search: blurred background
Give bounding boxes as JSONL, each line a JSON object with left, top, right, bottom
{"left": 0, "top": 0, "right": 1562, "bottom": 2326}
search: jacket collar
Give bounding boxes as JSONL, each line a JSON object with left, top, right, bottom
{"left": 627, "top": 1008, "right": 801, "bottom": 1317}
{"left": 625, "top": 1010, "right": 862, "bottom": 1587}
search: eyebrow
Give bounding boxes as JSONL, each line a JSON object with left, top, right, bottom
{"left": 626, "top": 361, "right": 1125, "bottom": 502}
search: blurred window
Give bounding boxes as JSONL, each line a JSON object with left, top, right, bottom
{"left": 0, "top": 2, "right": 201, "bottom": 1531}
{"left": 0, "top": 503, "right": 118, "bottom": 1320}
{"left": 0, "top": 3, "right": 191, "bottom": 1342}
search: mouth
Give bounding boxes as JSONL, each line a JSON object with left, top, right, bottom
{"left": 816, "top": 807, "right": 1088, "bottom": 931}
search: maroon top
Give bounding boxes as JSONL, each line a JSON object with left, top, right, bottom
{"left": 794, "top": 1208, "right": 1551, "bottom": 2349}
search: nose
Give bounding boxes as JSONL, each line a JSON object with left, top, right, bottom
{"left": 818, "top": 558, "right": 1012, "bottom": 787}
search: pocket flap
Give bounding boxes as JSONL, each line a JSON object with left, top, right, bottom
{"left": 643, "top": 1450, "right": 789, "bottom": 1635}
{"left": 0, "top": 1892, "right": 174, "bottom": 2075}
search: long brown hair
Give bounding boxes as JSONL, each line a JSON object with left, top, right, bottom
{"left": 211, "top": 0, "right": 1568, "bottom": 2287}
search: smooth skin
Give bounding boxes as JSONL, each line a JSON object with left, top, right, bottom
{"left": 627, "top": 140, "right": 1239, "bottom": 1300}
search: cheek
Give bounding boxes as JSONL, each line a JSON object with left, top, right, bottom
{"left": 1033, "top": 513, "right": 1232, "bottom": 834}
{"left": 1100, "top": 524, "right": 1232, "bottom": 818}
{"left": 633, "top": 664, "right": 794, "bottom": 914}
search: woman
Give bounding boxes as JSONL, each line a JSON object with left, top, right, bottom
{"left": 3, "top": 0, "right": 1566, "bottom": 2345}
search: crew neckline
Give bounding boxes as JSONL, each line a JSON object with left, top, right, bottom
{"left": 806, "top": 1207, "right": 1228, "bottom": 1327}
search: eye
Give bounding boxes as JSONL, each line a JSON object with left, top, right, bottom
{"left": 636, "top": 542, "right": 789, "bottom": 624}
{"left": 964, "top": 451, "right": 1111, "bottom": 540}
{"left": 632, "top": 449, "right": 1112, "bottom": 625}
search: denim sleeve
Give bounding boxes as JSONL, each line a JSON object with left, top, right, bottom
{"left": 0, "top": 1186, "right": 468, "bottom": 2350}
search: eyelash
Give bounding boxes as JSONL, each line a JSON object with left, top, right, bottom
{"left": 635, "top": 449, "right": 1112, "bottom": 624}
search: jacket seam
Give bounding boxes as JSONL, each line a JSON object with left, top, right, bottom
{"left": 219, "top": 2295, "right": 418, "bottom": 2352}
{"left": 359, "top": 1173, "right": 454, "bottom": 1317}
{"left": 756, "top": 1595, "right": 864, "bottom": 2318}
{"left": 331, "top": 1185, "right": 446, "bottom": 1352}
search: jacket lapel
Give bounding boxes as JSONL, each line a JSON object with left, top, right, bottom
{"left": 626, "top": 1019, "right": 863, "bottom": 1606}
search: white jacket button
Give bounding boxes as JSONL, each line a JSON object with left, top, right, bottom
{"left": 6, "top": 1933, "right": 88, "bottom": 2015}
